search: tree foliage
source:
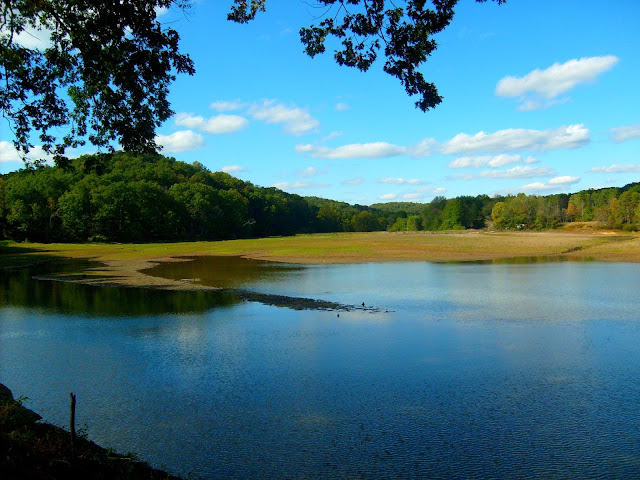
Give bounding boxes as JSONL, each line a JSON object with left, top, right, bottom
{"left": 231, "top": 0, "right": 505, "bottom": 112}
{"left": 3, "top": 1, "right": 505, "bottom": 165}
{"left": 566, "top": 184, "right": 640, "bottom": 231}
{"left": 0, "top": 152, "right": 389, "bottom": 242}
{"left": 1, "top": 0, "right": 194, "bottom": 166}
{"left": 2, "top": 152, "right": 638, "bottom": 244}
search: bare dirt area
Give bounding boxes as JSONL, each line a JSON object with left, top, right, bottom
{"left": 2, "top": 230, "right": 638, "bottom": 291}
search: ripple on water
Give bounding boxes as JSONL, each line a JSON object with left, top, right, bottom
{"left": 2, "top": 261, "right": 640, "bottom": 479}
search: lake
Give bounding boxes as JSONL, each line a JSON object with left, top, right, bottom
{"left": 1, "top": 257, "right": 640, "bottom": 479}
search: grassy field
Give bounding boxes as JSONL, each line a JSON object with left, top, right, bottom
{"left": 2, "top": 230, "right": 639, "bottom": 289}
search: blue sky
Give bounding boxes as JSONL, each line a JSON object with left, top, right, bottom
{"left": 2, "top": 0, "right": 639, "bottom": 205}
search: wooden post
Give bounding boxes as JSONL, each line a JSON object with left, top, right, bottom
{"left": 70, "top": 392, "right": 76, "bottom": 456}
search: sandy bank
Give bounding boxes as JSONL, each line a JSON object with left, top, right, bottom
{"left": 3, "top": 231, "right": 639, "bottom": 291}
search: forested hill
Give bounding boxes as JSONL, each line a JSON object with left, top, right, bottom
{"left": 0, "top": 152, "right": 384, "bottom": 243}
{"left": 0, "top": 152, "right": 638, "bottom": 243}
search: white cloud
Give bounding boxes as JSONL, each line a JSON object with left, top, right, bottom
{"left": 298, "top": 166, "right": 327, "bottom": 177}
{"left": 335, "top": 102, "right": 350, "bottom": 111}
{"left": 454, "top": 166, "right": 555, "bottom": 180}
{"left": 210, "top": 100, "right": 244, "bottom": 112}
{"left": 377, "top": 177, "right": 424, "bottom": 185}
{"left": 520, "top": 182, "right": 550, "bottom": 191}
{"left": 0, "top": 141, "right": 54, "bottom": 164}
{"left": 447, "top": 154, "right": 535, "bottom": 169}
{"left": 321, "top": 131, "right": 343, "bottom": 142}
{"left": 441, "top": 124, "right": 589, "bottom": 154}
{"left": 496, "top": 56, "right": 619, "bottom": 109}
{"left": 481, "top": 166, "right": 554, "bottom": 179}
{"left": 249, "top": 100, "right": 319, "bottom": 135}
{"left": 156, "top": 130, "right": 204, "bottom": 153}
{"left": 295, "top": 144, "right": 314, "bottom": 154}
{"left": 609, "top": 125, "right": 640, "bottom": 143}
{"left": 175, "top": 113, "right": 248, "bottom": 134}
{"left": 0, "top": 141, "right": 22, "bottom": 163}
{"left": 516, "top": 99, "right": 542, "bottom": 112}
{"left": 342, "top": 177, "right": 364, "bottom": 185}
{"left": 549, "top": 176, "right": 579, "bottom": 185}
{"left": 378, "top": 193, "right": 398, "bottom": 200}
{"left": 588, "top": 164, "right": 640, "bottom": 174}
{"left": 517, "top": 98, "right": 570, "bottom": 112}
{"left": 402, "top": 187, "right": 447, "bottom": 200}
{"left": 296, "top": 138, "right": 435, "bottom": 159}
{"left": 296, "top": 142, "right": 402, "bottom": 159}
{"left": 2, "top": 24, "right": 52, "bottom": 49}
{"left": 401, "top": 193, "right": 423, "bottom": 200}
{"left": 411, "top": 139, "right": 438, "bottom": 156}
{"left": 271, "top": 181, "right": 328, "bottom": 190}
{"left": 221, "top": 165, "right": 245, "bottom": 173}
{"left": 521, "top": 176, "right": 580, "bottom": 192}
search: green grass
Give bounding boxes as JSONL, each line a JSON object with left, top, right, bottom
{"left": 3, "top": 231, "right": 639, "bottom": 264}
{"left": 2, "top": 231, "right": 639, "bottom": 288}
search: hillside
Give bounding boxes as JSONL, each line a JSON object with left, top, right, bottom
{"left": 1, "top": 152, "right": 638, "bottom": 243}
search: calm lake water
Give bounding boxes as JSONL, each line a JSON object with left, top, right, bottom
{"left": 1, "top": 257, "right": 640, "bottom": 479}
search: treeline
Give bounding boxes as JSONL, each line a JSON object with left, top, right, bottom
{"left": 1, "top": 152, "right": 639, "bottom": 243}
{"left": 379, "top": 184, "right": 640, "bottom": 232}
{"left": 376, "top": 195, "right": 498, "bottom": 231}
{"left": 490, "top": 185, "right": 640, "bottom": 231}
{"left": 0, "top": 152, "right": 392, "bottom": 242}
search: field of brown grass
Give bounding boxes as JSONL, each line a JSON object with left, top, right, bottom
{"left": 2, "top": 230, "right": 639, "bottom": 289}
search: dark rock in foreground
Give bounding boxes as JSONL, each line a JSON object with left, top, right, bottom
{"left": 0, "top": 383, "right": 184, "bottom": 480}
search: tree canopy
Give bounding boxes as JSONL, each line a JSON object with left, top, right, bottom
{"left": 2, "top": 0, "right": 503, "bottom": 166}
{"left": 1, "top": 0, "right": 195, "bottom": 166}
{"left": 232, "top": 0, "right": 505, "bottom": 112}
{"left": 1, "top": 152, "right": 638, "bottom": 244}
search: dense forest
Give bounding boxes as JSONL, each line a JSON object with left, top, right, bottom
{"left": 0, "top": 152, "right": 639, "bottom": 243}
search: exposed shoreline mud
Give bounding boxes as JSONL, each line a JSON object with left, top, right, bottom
{"left": 227, "top": 288, "right": 384, "bottom": 312}
{"left": 30, "top": 269, "right": 385, "bottom": 313}
{"left": 3, "top": 231, "right": 639, "bottom": 312}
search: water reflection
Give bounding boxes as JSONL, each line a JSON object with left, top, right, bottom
{"left": 447, "top": 255, "right": 595, "bottom": 264}
{"left": 141, "top": 255, "right": 304, "bottom": 289}
{"left": 1, "top": 258, "right": 640, "bottom": 479}
{"left": 0, "top": 259, "right": 240, "bottom": 315}
{"left": 144, "top": 256, "right": 377, "bottom": 312}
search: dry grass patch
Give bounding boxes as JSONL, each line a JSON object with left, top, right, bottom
{"left": 2, "top": 230, "right": 638, "bottom": 290}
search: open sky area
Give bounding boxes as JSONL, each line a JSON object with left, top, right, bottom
{"left": 1, "top": 0, "right": 639, "bottom": 205}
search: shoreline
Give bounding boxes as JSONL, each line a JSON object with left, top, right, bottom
{"left": 0, "top": 383, "right": 184, "bottom": 480}
{"left": 2, "top": 231, "right": 639, "bottom": 291}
